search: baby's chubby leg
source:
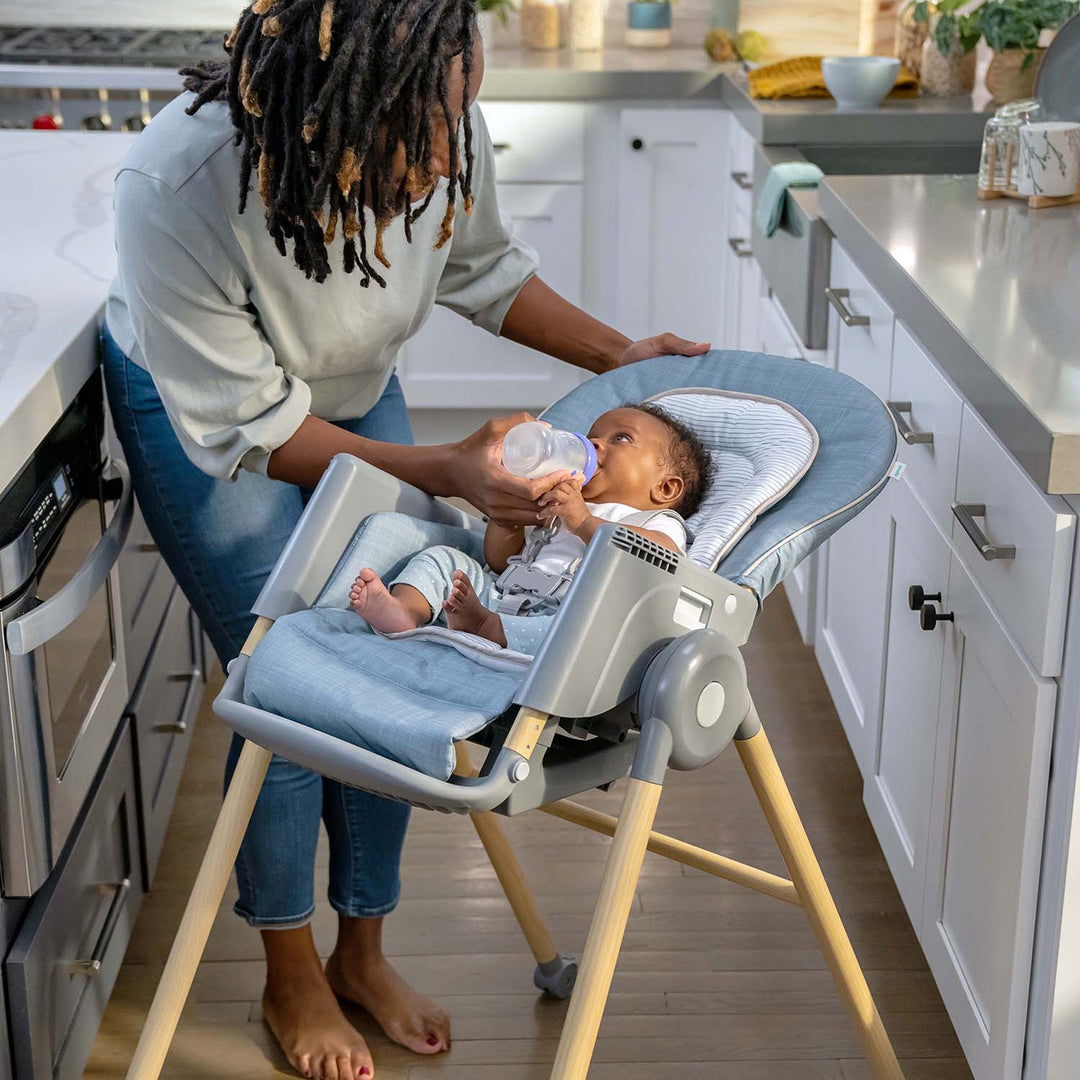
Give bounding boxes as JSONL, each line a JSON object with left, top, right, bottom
{"left": 349, "top": 569, "right": 431, "bottom": 633}
{"left": 443, "top": 572, "right": 507, "bottom": 647}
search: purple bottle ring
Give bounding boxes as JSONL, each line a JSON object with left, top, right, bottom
{"left": 574, "top": 433, "right": 598, "bottom": 483}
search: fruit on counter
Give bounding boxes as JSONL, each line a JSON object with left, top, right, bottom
{"left": 32, "top": 114, "right": 61, "bottom": 130}
{"left": 705, "top": 27, "right": 738, "bottom": 61}
{"left": 737, "top": 29, "right": 767, "bottom": 62}
{"left": 704, "top": 26, "right": 768, "bottom": 62}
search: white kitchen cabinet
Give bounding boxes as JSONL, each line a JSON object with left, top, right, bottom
{"left": 922, "top": 551, "right": 1056, "bottom": 1080}
{"left": 398, "top": 182, "right": 585, "bottom": 409}
{"left": 828, "top": 241, "right": 894, "bottom": 401}
{"left": 863, "top": 478, "right": 951, "bottom": 922}
{"left": 615, "top": 108, "right": 729, "bottom": 347}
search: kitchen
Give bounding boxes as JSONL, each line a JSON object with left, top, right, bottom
{"left": 2, "top": 1, "right": 1080, "bottom": 1078}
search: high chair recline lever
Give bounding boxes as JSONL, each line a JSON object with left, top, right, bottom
{"left": 124, "top": 351, "right": 905, "bottom": 1080}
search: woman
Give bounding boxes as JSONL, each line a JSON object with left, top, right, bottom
{"left": 103, "top": 3, "right": 707, "bottom": 1078}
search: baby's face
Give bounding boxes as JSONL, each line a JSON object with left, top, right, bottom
{"left": 580, "top": 408, "right": 679, "bottom": 509}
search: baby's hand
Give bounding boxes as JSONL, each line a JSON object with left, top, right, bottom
{"left": 537, "top": 478, "right": 592, "bottom": 535}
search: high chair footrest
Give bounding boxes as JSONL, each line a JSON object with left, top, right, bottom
{"left": 215, "top": 657, "right": 522, "bottom": 814}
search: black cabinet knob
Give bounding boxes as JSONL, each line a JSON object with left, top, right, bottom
{"left": 630, "top": 137, "right": 644, "bottom": 151}
{"left": 920, "top": 604, "right": 954, "bottom": 631}
{"left": 908, "top": 585, "right": 942, "bottom": 611}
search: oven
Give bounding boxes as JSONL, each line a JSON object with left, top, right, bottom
{"left": 0, "top": 373, "right": 132, "bottom": 898}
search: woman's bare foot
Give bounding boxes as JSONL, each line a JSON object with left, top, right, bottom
{"left": 326, "top": 917, "right": 451, "bottom": 1056}
{"left": 442, "top": 571, "right": 506, "bottom": 646}
{"left": 261, "top": 926, "right": 373, "bottom": 1080}
{"left": 348, "top": 569, "right": 427, "bottom": 634}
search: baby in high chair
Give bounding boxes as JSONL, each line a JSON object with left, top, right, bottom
{"left": 349, "top": 404, "right": 711, "bottom": 650}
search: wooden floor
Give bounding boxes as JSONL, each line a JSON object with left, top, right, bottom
{"left": 86, "top": 592, "right": 972, "bottom": 1080}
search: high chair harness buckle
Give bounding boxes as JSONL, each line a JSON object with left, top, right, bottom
{"left": 494, "top": 519, "right": 578, "bottom": 616}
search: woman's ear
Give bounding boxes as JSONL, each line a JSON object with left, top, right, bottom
{"left": 654, "top": 474, "right": 684, "bottom": 507}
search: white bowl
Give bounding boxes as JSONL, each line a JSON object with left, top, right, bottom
{"left": 821, "top": 56, "right": 901, "bottom": 110}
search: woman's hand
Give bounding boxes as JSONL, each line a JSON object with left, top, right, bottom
{"left": 452, "top": 413, "right": 572, "bottom": 526}
{"left": 616, "top": 333, "right": 711, "bottom": 368}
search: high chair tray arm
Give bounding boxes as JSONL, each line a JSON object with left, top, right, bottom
{"left": 252, "top": 453, "right": 482, "bottom": 621}
{"left": 214, "top": 653, "right": 532, "bottom": 814}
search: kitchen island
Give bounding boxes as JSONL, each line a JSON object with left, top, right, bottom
{"left": 812, "top": 173, "right": 1080, "bottom": 1080}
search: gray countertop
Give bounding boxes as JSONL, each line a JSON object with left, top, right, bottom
{"left": 720, "top": 73, "right": 991, "bottom": 146}
{"left": 820, "top": 174, "right": 1080, "bottom": 495}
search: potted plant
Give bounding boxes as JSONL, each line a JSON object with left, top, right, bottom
{"left": 976, "top": 0, "right": 1079, "bottom": 103}
{"left": 912, "top": 0, "right": 981, "bottom": 96}
{"left": 475, "top": 0, "right": 515, "bottom": 44}
{"left": 627, "top": 0, "right": 674, "bottom": 48}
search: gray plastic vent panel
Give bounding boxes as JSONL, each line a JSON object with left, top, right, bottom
{"left": 610, "top": 527, "right": 679, "bottom": 575}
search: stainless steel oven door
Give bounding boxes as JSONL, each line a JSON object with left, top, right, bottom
{"left": 1, "top": 460, "right": 133, "bottom": 897}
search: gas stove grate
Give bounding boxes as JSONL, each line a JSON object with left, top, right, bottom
{"left": 0, "top": 25, "right": 230, "bottom": 67}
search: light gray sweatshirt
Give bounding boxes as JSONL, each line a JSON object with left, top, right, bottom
{"left": 105, "top": 93, "right": 538, "bottom": 480}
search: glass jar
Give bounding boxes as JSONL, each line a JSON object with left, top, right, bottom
{"left": 521, "top": 0, "right": 560, "bottom": 50}
{"left": 978, "top": 99, "right": 1043, "bottom": 195}
{"left": 569, "top": 0, "right": 604, "bottom": 50}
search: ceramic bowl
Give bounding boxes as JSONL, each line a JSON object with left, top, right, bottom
{"left": 821, "top": 56, "right": 901, "bottom": 110}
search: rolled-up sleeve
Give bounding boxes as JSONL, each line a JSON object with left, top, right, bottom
{"left": 435, "top": 107, "right": 539, "bottom": 336}
{"left": 112, "top": 169, "right": 310, "bottom": 480}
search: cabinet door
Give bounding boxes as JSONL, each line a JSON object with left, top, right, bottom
{"left": 829, "top": 241, "right": 894, "bottom": 401}
{"left": 922, "top": 552, "right": 1056, "bottom": 1079}
{"left": 615, "top": 109, "right": 729, "bottom": 345}
{"left": 397, "top": 183, "right": 585, "bottom": 409}
{"left": 735, "top": 246, "right": 763, "bottom": 354}
{"left": 863, "top": 479, "right": 951, "bottom": 923}
{"left": 814, "top": 487, "right": 891, "bottom": 778}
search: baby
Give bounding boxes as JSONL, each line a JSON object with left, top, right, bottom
{"left": 349, "top": 404, "right": 711, "bottom": 651}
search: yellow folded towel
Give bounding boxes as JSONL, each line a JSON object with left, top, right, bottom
{"left": 748, "top": 56, "right": 919, "bottom": 100}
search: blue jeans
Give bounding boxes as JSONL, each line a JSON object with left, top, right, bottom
{"left": 102, "top": 324, "right": 412, "bottom": 927}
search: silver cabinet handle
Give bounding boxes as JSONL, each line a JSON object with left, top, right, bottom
{"left": 886, "top": 401, "right": 934, "bottom": 446}
{"left": 153, "top": 668, "right": 203, "bottom": 734}
{"left": 825, "top": 287, "right": 870, "bottom": 328}
{"left": 952, "top": 503, "right": 1016, "bottom": 561}
{"left": 491, "top": 141, "right": 511, "bottom": 152}
{"left": 728, "top": 237, "right": 753, "bottom": 258}
{"left": 730, "top": 170, "right": 753, "bottom": 190}
{"left": 135, "top": 541, "right": 159, "bottom": 554}
{"left": 69, "top": 877, "right": 131, "bottom": 977}
{"left": 6, "top": 459, "right": 134, "bottom": 656}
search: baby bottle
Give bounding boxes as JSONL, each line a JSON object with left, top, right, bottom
{"left": 501, "top": 421, "right": 597, "bottom": 482}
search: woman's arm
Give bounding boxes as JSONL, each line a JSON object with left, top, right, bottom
{"left": 484, "top": 521, "right": 527, "bottom": 573}
{"left": 267, "top": 413, "right": 573, "bottom": 527}
{"left": 500, "top": 276, "right": 711, "bottom": 374}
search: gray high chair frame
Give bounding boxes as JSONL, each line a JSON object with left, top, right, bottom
{"left": 125, "top": 452, "right": 904, "bottom": 1080}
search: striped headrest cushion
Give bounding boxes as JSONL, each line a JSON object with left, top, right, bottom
{"left": 646, "top": 388, "right": 819, "bottom": 569}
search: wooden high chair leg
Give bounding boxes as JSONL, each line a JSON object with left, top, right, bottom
{"left": 549, "top": 777, "right": 662, "bottom": 1080}
{"left": 455, "top": 745, "right": 559, "bottom": 966}
{"left": 126, "top": 738, "right": 270, "bottom": 1080}
{"left": 736, "top": 723, "right": 905, "bottom": 1080}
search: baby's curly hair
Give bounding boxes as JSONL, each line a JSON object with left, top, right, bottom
{"left": 630, "top": 402, "right": 712, "bottom": 519}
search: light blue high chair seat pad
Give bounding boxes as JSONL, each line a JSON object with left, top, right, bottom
{"left": 244, "top": 351, "right": 896, "bottom": 781}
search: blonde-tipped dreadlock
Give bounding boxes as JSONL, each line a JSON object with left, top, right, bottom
{"left": 180, "top": 0, "right": 478, "bottom": 286}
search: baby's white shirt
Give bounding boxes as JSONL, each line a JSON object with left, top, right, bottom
{"left": 528, "top": 502, "right": 688, "bottom": 578}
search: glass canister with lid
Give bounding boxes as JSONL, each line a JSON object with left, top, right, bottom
{"left": 978, "top": 99, "right": 1043, "bottom": 197}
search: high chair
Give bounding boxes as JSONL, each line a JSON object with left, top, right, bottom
{"left": 123, "top": 351, "right": 903, "bottom": 1080}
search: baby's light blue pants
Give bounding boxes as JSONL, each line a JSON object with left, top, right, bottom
{"left": 390, "top": 544, "right": 552, "bottom": 655}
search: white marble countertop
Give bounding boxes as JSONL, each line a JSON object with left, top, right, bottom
{"left": 0, "top": 131, "right": 134, "bottom": 495}
{"left": 820, "top": 174, "right": 1080, "bottom": 495}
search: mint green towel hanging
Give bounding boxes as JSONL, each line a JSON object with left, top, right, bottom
{"left": 754, "top": 161, "right": 824, "bottom": 238}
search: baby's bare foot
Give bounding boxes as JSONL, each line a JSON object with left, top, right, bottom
{"left": 349, "top": 569, "right": 423, "bottom": 634}
{"left": 326, "top": 951, "right": 451, "bottom": 1057}
{"left": 443, "top": 571, "right": 507, "bottom": 646}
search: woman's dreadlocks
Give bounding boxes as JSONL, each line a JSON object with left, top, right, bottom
{"left": 181, "top": 0, "right": 477, "bottom": 287}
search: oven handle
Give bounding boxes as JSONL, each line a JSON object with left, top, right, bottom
{"left": 6, "top": 459, "right": 134, "bottom": 657}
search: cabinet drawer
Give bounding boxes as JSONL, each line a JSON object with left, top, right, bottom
{"left": 828, "top": 241, "right": 894, "bottom": 401}
{"left": 888, "top": 321, "right": 963, "bottom": 534}
{"left": 728, "top": 114, "right": 755, "bottom": 177}
{"left": 759, "top": 291, "right": 805, "bottom": 360}
{"left": 953, "top": 405, "right": 1075, "bottom": 676}
{"left": 132, "top": 585, "right": 202, "bottom": 883}
{"left": 479, "top": 102, "right": 584, "bottom": 183}
{"left": 118, "top": 500, "right": 175, "bottom": 682}
{"left": 5, "top": 721, "right": 141, "bottom": 1080}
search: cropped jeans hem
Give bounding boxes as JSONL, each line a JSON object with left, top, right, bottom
{"left": 234, "top": 904, "right": 316, "bottom": 931}
{"left": 327, "top": 889, "right": 402, "bottom": 920}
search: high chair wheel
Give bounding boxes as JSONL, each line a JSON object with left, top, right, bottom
{"left": 534, "top": 954, "right": 578, "bottom": 999}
